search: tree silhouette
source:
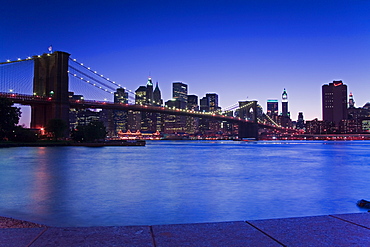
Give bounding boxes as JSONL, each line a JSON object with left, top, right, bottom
{"left": 71, "top": 121, "right": 107, "bottom": 142}
{"left": 45, "top": 119, "right": 68, "bottom": 140}
{"left": 0, "top": 97, "right": 21, "bottom": 140}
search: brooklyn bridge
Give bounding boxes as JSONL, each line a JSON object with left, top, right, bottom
{"left": 0, "top": 51, "right": 297, "bottom": 140}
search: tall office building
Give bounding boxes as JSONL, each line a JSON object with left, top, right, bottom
{"left": 153, "top": 82, "right": 163, "bottom": 106}
{"left": 112, "top": 87, "right": 129, "bottom": 135}
{"left": 114, "top": 87, "right": 128, "bottom": 104}
{"left": 146, "top": 77, "right": 154, "bottom": 105}
{"left": 322, "top": 80, "right": 348, "bottom": 125}
{"left": 173, "top": 82, "right": 188, "bottom": 105}
{"left": 282, "top": 89, "right": 288, "bottom": 117}
{"left": 135, "top": 86, "right": 147, "bottom": 105}
{"left": 187, "top": 95, "right": 199, "bottom": 111}
{"left": 206, "top": 93, "right": 220, "bottom": 112}
{"left": 267, "top": 99, "right": 278, "bottom": 116}
{"left": 348, "top": 92, "right": 355, "bottom": 108}
{"left": 296, "top": 112, "right": 305, "bottom": 130}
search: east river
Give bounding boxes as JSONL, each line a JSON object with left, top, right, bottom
{"left": 0, "top": 140, "right": 369, "bottom": 227}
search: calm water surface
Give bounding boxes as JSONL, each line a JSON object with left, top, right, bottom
{"left": 0, "top": 140, "right": 369, "bottom": 227}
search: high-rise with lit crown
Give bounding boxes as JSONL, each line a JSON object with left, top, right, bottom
{"left": 322, "top": 80, "right": 348, "bottom": 125}
{"left": 146, "top": 77, "right": 154, "bottom": 105}
{"left": 282, "top": 89, "right": 288, "bottom": 117}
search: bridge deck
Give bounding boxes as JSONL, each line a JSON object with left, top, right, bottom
{"left": 1, "top": 213, "right": 369, "bottom": 246}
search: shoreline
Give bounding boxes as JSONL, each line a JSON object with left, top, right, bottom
{"left": 0, "top": 140, "right": 145, "bottom": 148}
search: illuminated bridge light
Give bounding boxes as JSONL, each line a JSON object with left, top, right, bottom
{"left": 73, "top": 59, "right": 77, "bottom": 61}
{"left": 6, "top": 60, "right": 10, "bottom": 62}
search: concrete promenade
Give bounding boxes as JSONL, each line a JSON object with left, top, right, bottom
{"left": 1, "top": 213, "right": 370, "bottom": 246}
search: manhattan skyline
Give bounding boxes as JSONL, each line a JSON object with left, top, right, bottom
{"left": 2, "top": 0, "right": 370, "bottom": 126}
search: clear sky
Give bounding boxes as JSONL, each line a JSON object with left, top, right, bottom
{"left": 2, "top": 0, "right": 370, "bottom": 126}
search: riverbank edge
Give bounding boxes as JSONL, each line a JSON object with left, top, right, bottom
{"left": 2, "top": 213, "right": 370, "bottom": 246}
{"left": 0, "top": 216, "right": 46, "bottom": 228}
{"left": 0, "top": 140, "right": 145, "bottom": 147}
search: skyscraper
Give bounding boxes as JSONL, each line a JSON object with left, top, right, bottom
{"left": 267, "top": 99, "right": 278, "bottom": 116}
{"left": 173, "top": 82, "right": 188, "bottom": 104}
{"left": 282, "top": 89, "right": 288, "bottom": 117}
{"left": 114, "top": 87, "right": 128, "bottom": 104}
{"left": 296, "top": 112, "right": 305, "bottom": 130}
{"left": 206, "top": 93, "right": 220, "bottom": 112}
{"left": 187, "top": 95, "right": 199, "bottom": 111}
{"left": 135, "top": 86, "right": 147, "bottom": 105}
{"left": 322, "top": 80, "right": 348, "bottom": 125}
{"left": 153, "top": 82, "right": 163, "bottom": 106}
{"left": 146, "top": 77, "right": 154, "bottom": 105}
{"left": 348, "top": 92, "right": 355, "bottom": 108}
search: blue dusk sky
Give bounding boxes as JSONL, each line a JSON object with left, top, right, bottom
{"left": 1, "top": 0, "right": 370, "bottom": 126}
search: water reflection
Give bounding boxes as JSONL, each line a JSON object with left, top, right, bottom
{"left": 0, "top": 141, "right": 369, "bottom": 227}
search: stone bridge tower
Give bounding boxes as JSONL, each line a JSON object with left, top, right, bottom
{"left": 30, "top": 51, "right": 70, "bottom": 129}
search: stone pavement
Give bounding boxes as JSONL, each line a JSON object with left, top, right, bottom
{"left": 1, "top": 213, "right": 370, "bottom": 246}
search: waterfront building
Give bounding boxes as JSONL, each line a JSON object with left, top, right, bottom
{"left": 112, "top": 88, "right": 129, "bottom": 135}
{"left": 296, "top": 112, "right": 305, "bottom": 130}
{"left": 322, "top": 80, "right": 348, "bottom": 126}
{"left": 186, "top": 95, "right": 199, "bottom": 134}
{"left": 163, "top": 99, "right": 187, "bottom": 134}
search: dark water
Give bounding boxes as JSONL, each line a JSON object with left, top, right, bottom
{"left": 0, "top": 140, "right": 369, "bottom": 227}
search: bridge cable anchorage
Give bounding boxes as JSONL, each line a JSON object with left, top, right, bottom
{"left": 69, "top": 57, "right": 136, "bottom": 96}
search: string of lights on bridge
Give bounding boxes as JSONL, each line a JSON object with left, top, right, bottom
{"left": 1, "top": 53, "right": 282, "bottom": 128}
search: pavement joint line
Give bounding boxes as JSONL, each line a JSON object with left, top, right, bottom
{"left": 26, "top": 227, "right": 49, "bottom": 247}
{"left": 329, "top": 214, "right": 370, "bottom": 230}
{"left": 244, "top": 220, "right": 287, "bottom": 247}
{"left": 149, "top": 225, "right": 157, "bottom": 247}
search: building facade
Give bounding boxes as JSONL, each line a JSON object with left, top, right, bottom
{"left": 322, "top": 80, "right": 348, "bottom": 126}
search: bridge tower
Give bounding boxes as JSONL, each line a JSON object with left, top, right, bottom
{"left": 30, "top": 51, "right": 70, "bottom": 129}
{"left": 237, "top": 100, "right": 259, "bottom": 140}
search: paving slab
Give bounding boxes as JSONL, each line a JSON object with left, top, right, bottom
{"left": 331, "top": 213, "right": 370, "bottom": 229}
{"left": 152, "top": 221, "right": 282, "bottom": 247}
{"left": 30, "top": 226, "right": 153, "bottom": 247}
{"left": 0, "top": 227, "right": 46, "bottom": 247}
{"left": 248, "top": 215, "right": 370, "bottom": 246}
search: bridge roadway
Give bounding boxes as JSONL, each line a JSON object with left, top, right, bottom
{"left": 1, "top": 92, "right": 280, "bottom": 129}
